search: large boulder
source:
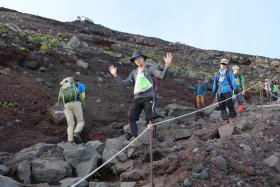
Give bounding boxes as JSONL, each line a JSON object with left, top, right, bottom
{"left": 31, "top": 158, "right": 72, "bottom": 183}
{"left": 60, "top": 177, "right": 88, "bottom": 187}
{"left": 47, "top": 104, "right": 66, "bottom": 124}
{"left": 120, "top": 170, "right": 141, "bottom": 182}
{"left": 218, "top": 125, "right": 234, "bottom": 138}
{"left": 89, "top": 182, "right": 118, "bottom": 187}
{"left": 0, "top": 175, "right": 23, "bottom": 187}
{"left": 0, "top": 164, "right": 9, "bottom": 175}
{"left": 263, "top": 153, "right": 280, "bottom": 172}
{"left": 67, "top": 36, "right": 80, "bottom": 49}
{"left": 158, "top": 129, "right": 193, "bottom": 140}
{"left": 104, "top": 136, "right": 127, "bottom": 150}
{"left": 14, "top": 143, "right": 56, "bottom": 163}
{"left": 58, "top": 142, "right": 97, "bottom": 169}
{"left": 76, "top": 151, "right": 101, "bottom": 177}
{"left": 165, "top": 104, "right": 196, "bottom": 123}
{"left": 17, "top": 160, "right": 31, "bottom": 184}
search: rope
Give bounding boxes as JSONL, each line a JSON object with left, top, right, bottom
{"left": 71, "top": 127, "right": 149, "bottom": 187}
{"left": 71, "top": 81, "right": 262, "bottom": 187}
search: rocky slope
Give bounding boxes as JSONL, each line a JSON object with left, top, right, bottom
{"left": 0, "top": 7, "right": 280, "bottom": 187}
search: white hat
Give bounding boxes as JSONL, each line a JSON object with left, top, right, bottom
{"left": 232, "top": 65, "right": 240, "bottom": 70}
{"left": 220, "top": 59, "right": 229, "bottom": 65}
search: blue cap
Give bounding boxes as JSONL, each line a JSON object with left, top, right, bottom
{"left": 130, "top": 50, "right": 148, "bottom": 62}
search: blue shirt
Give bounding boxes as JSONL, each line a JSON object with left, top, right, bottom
{"left": 212, "top": 68, "right": 237, "bottom": 94}
{"left": 194, "top": 84, "right": 206, "bottom": 95}
{"left": 73, "top": 82, "right": 86, "bottom": 103}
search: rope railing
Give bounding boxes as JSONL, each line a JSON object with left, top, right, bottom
{"left": 71, "top": 80, "right": 263, "bottom": 187}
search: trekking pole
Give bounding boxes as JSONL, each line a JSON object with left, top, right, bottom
{"left": 148, "top": 122, "right": 154, "bottom": 187}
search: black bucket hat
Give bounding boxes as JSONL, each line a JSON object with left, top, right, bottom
{"left": 130, "top": 50, "right": 148, "bottom": 62}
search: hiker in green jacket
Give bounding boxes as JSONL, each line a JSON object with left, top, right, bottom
{"left": 232, "top": 65, "right": 246, "bottom": 114}
{"left": 271, "top": 80, "right": 279, "bottom": 101}
{"left": 109, "top": 50, "right": 172, "bottom": 139}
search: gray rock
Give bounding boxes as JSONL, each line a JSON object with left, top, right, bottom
{"left": 76, "top": 151, "right": 101, "bottom": 177}
{"left": 57, "top": 142, "right": 96, "bottom": 169}
{"left": 76, "top": 60, "right": 88, "bottom": 69}
{"left": 192, "top": 169, "right": 209, "bottom": 179}
{"left": 81, "top": 41, "right": 89, "bottom": 48}
{"left": 120, "top": 182, "right": 137, "bottom": 187}
{"left": 0, "top": 175, "right": 23, "bottom": 187}
{"left": 97, "top": 77, "right": 104, "bottom": 83}
{"left": 102, "top": 148, "right": 119, "bottom": 165}
{"left": 158, "top": 129, "right": 193, "bottom": 140}
{"left": 17, "top": 160, "right": 31, "bottom": 184}
{"left": 67, "top": 36, "right": 80, "bottom": 49}
{"left": 24, "top": 61, "right": 40, "bottom": 70}
{"left": 14, "top": 143, "right": 56, "bottom": 162}
{"left": 165, "top": 104, "right": 196, "bottom": 123}
{"left": 0, "top": 164, "right": 9, "bottom": 175}
{"left": 85, "top": 141, "right": 103, "bottom": 149}
{"left": 60, "top": 177, "right": 88, "bottom": 187}
{"left": 263, "top": 153, "right": 280, "bottom": 171}
{"left": 104, "top": 136, "right": 127, "bottom": 150}
{"left": 235, "top": 119, "right": 252, "bottom": 131}
{"left": 47, "top": 104, "right": 66, "bottom": 124}
{"left": 210, "top": 111, "right": 221, "bottom": 120}
{"left": 218, "top": 125, "right": 234, "bottom": 138}
{"left": 4, "top": 23, "right": 22, "bottom": 33}
{"left": 31, "top": 158, "right": 72, "bottom": 183}
{"left": 210, "top": 156, "right": 227, "bottom": 171}
{"left": 240, "top": 143, "right": 252, "bottom": 152}
{"left": 183, "top": 178, "right": 192, "bottom": 186}
{"left": 89, "top": 182, "right": 118, "bottom": 187}
{"left": 112, "top": 160, "right": 135, "bottom": 175}
{"left": 36, "top": 78, "right": 44, "bottom": 83}
{"left": 120, "top": 170, "right": 141, "bottom": 182}
{"left": 38, "top": 67, "right": 46, "bottom": 72}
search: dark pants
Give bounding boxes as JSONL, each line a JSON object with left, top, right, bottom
{"left": 218, "top": 91, "right": 237, "bottom": 120}
{"left": 128, "top": 97, "right": 156, "bottom": 137}
{"left": 235, "top": 89, "right": 244, "bottom": 104}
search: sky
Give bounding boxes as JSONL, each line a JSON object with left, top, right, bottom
{"left": 1, "top": 0, "right": 279, "bottom": 59}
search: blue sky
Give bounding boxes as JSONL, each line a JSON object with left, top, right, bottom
{"left": 1, "top": 0, "right": 279, "bottom": 59}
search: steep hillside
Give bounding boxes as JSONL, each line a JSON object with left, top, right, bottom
{"left": 0, "top": 7, "right": 280, "bottom": 187}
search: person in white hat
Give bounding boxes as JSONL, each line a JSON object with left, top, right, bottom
{"left": 212, "top": 59, "right": 238, "bottom": 124}
{"left": 232, "top": 65, "right": 245, "bottom": 114}
{"left": 264, "top": 78, "right": 272, "bottom": 102}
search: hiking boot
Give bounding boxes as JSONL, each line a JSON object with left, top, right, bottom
{"left": 74, "top": 132, "right": 82, "bottom": 143}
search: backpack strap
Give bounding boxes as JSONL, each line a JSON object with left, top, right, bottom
{"left": 215, "top": 68, "right": 234, "bottom": 91}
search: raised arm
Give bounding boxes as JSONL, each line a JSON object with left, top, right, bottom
{"left": 109, "top": 65, "right": 134, "bottom": 87}
{"left": 150, "top": 52, "right": 173, "bottom": 79}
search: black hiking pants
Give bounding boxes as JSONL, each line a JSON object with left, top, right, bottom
{"left": 128, "top": 97, "right": 156, "bottom": 138}
{"left": 217, "top": 91, "right": 237, "bottom": 120}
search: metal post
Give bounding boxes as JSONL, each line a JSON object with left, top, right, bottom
{"left": 149, "top": 123, "right": 154, "bottom": 187}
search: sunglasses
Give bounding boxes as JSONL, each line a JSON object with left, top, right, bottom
{"left": 220, "top": 63, "right": 226, "bottom": 65}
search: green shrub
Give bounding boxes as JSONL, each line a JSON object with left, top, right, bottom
{"left": 40, "top": 43, "right": 51, "bottom": 51}
{"left": 19, "top": 47, "right": 28, "bottom": 52}
{"left": 50, "top": 39, "right": 60, "bottom": 46}
{"left": 18, "top": 31, "right": 26, "bottom": 39}
{"left": 57, "top": 32, "right": 62, "bottom": 37}
{"left": 68, "top": 50, "right": 76, "bottom": 56}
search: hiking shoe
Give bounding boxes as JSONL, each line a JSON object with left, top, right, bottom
{"left": 74, "top": 132, "right": 82, "bottom": 143}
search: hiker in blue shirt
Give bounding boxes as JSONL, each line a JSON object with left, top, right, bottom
{"left": 58, "top": 77, "right": 85, "bottom": 144}
{"left": 109, "top": 50, "right": 172, "bottom": 139}
{"left": 212, "top": 59, "right": 237, "bottom": 124}
{"left": 194, "top": 79, "right": 206, "bottom": 109}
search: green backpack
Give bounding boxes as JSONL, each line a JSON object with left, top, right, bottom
{"left": 58, "top": 77, "right": 79, "bottom": 104}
